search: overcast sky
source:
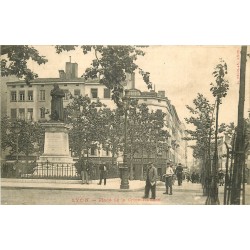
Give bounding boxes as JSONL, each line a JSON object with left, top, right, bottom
{"left": 31, "top": 45, "right": 250, "bottom": 126}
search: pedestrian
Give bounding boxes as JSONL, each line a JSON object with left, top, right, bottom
{"left": 218, "top": 170, "right": 225, "bottom": 186}
{"left": 98, "top": 163, "right": 107, "bottom": 185}
{"left": 191, "top": 172, "right": 196, "bottom": 183}
{"left": 80, "top": 159, "right": 89, "bottom": 184}
{"left": 143, "top": 162, "right": 157, "bottom": 199}
{"left": 175, "top": 163, "right": 183, "bottom": 186}
{"left": 163, "top": 162, "right": 174, "bottom": 195}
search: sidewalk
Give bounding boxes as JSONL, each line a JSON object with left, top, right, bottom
{"left": 1, "top": 178, "right": 204, "bottom": 192}
{"left": 1, "top": 178, "right": 145, "bottom": 192}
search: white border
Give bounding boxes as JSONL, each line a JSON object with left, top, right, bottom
{"left": 1, "top": 1, "right": 250, "bottom": 250}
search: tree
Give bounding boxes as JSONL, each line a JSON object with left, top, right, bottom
{"left": 65, "top": 94, "right": 108, "bottom": 161}
{"left": 230, "top": 46, "right": 248, "bottom": 204}
{"left": 184, "top": 93, "right": 215, "bottom": 195}
{"left": 207, "top": 59, "right": 229, "bottom": 205}
{"left": 98, "top": 107, "right": 124, "bottom": 169}
{"left": 1, "top": 118, "right": 45, "bottom": 164}
{"left": 55, "top": 45, "right": 152, "bottom": 105}
{"left": 1, "top": 45, "right": 47, "bottom": 83}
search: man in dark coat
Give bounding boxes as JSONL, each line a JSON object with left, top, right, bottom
{"left": 143, "top": 162, "right": 157, "bottom": 199}
{"left": 175, "top": 163, "right": 183, "bottom": 186}
{"left": 98, "top": 163, "right": 107, "bottom": 185}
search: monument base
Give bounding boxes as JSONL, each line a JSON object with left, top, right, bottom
{"left": 35, "top": 122, "right": 77, "bottom": 177}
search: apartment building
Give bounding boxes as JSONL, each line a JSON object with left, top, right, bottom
{"left": 3, "top": 61, "right": 188, "bottom": 179}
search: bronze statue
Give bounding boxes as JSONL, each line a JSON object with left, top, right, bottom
{"left": 50, "top": 83, "right": 65, "bottom": 121}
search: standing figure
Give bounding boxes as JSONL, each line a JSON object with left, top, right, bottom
{"left": 163, "top": 162, "right": 174, "bottom": 195}
{"left": 50, "top": 83, "right": 65, "bottom": 121}
{"left": 98, "top": 163, "right": 107, "bottom": 185}
{"left": 143, "top": 162, "right": 157, "bottom": 199}
{"left": 175, "top": 163, "right": 183, "bottom": 186}
{"left": 80, "top": 159, "right": 89, "bottom": 184}
{"left": 218, "top": 170, "right": 225, "bottom": 186}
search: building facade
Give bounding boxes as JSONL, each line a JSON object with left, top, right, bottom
{"left": 3, "top": 61, "right": 188, "bottom": 180}
{"left": 124, "top": 87, "right": 188, "bottom": 179}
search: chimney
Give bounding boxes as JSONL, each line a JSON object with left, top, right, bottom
{"left": 59, "top": 70, "right": 66, "bottom": 79}
{"left": 125, "top": 73, "right": 135, "bottom": 89}
{"left": 158, "top": 91, "right": 165, "bottom": 98}
{"left": 65, "top": 61, "right": 78, "bottom": 79}
{"left": 71, "top": 63, "right": 78, "bottom": 78}
{"left": 131, "top": 72, "right": 135, "bottom": 89}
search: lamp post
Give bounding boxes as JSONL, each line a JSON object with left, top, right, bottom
{"left": 120, "top": 90, "right": 130, "bottom": 189}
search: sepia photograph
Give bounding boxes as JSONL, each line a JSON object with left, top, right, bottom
{"left": 1, "top": 45, "right": 249, "bottom": 205}
{"left": 1, "top": 2, "right": 250, "bottom": 250}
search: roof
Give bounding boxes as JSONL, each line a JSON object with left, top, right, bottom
{"left": 6, "top": 77, "right": 100, "bottom": 84}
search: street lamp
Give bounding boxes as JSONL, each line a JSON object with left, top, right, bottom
{"left": 120, "top": 90, "right": 130, "bottom": 189}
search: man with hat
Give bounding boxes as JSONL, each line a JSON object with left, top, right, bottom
{"left": 163, "top": 162, "right": 174, "bottom": 195}
{"left": 175, "top": 163, "right": 184, "bottom": 186}
{"left": 143, "top": 162, "right": 157, "bottom": 199}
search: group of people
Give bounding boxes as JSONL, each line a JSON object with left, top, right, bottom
{"left": 78, "top": 158, "right": 107, "bottom": 185}
{"left": 143, "top": 162, "right": 184, "bottom": 199}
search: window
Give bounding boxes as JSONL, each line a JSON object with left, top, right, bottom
{"left": 19, "top": 91, "right": 25, "bottom": 101}
{"left": 91, "top": 88, "right": 98, "bottom": 98}
{"left": 27, "top": 108, "right": 33, "bottom": 121}
{"left": 39, "top": 90, "right": 45, "bottom": 101}
{"left": 11, "top": 109, "right": 17, "bottom": 119}
{"left": 11, "top": 91, "right": 17, "bottom": 102}
{"left": 40, "top": 107, "right": 45, "bottom": 119}
{"left": 19, "top": 109, "right": 25, "bottom": 120}
{"left": 105, "top": 149, "right": 109, "bottom": 156}
{"left": 28, "top": 90, "right": 33, "bottom": 101}
{"left": 63, "top": 89, "right": 70, "bottom": 100}
{"left": 74, "top": 89, "right": 80, "bottom": 96}
{"left": 104, "top": 88, "right": 110, "bottom": 98}
{"left": 90, "top": 147, "right": 97, "bottom": 156}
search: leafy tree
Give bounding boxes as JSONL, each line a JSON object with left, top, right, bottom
{"left": 1, "top": 116, "right": 11, "bottom": 151}
{"left": 1, "top": 118, "right": 45, "bottom": 164}
{"left": 184, "top": 93, "right": 215, "bottom": 195}
{"left": 126, "top": 104, "right": 170, "bottom": 179}
{"left": 207, "top": 59, "right": 229, "bottom": 205}
{"left": 1, "top": 45, "right": 47, "bottom": 83}
{"left": 65, "top": 95, "right": 107, "bottom": 160}
{"left": 100, "top": 108, "right": 124, "bottom": 169}
{"left": 56, "top": 45, "right": 152, "bottom": 105}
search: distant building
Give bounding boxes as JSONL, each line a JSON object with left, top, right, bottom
{"left": 4, "top": 62, "right": 119, "bottom": 164}
{"left": 1, "top": 76, "right": 19, "bottom": 117}
{"left": 125, "top": 87, "right": 188, "bottom": 179}
{"left": 3, "top": 61, "right": 188, "bottom": 180}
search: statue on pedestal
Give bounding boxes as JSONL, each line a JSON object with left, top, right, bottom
{"left": 50, "top": 83, "right": 65, "bottom": 121}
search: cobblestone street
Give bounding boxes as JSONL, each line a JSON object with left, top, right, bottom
{"left": 0, "top": 181, "right": 211, "bottom": 205}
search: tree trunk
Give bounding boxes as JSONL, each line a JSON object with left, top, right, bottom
{"left": 141, "top": 146, "right": 144, "bottom": 180}
{"left": 129, "top": 144, "right": 134, "bottom": 180}
{"left": 206, "top": 99, "right": 220, "bottom": 205}
{"left": 230, "top": 46, "right": 247, "bottom": 205}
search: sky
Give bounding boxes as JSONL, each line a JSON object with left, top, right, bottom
{"left": 30, "top": 45, "right": 250, "bottom": 126}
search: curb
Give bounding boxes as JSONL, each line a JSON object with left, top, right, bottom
{"left": 1, "top": 185, "right": 145, "bottom": 192}
{"left": 1, "top": 185, "right": 203, "bottom": 193}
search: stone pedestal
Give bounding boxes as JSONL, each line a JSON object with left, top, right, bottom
{"left": 35, "top": 122, "right": 76, "bottom": 177}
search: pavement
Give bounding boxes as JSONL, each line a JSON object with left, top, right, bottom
{"left": 1, "top": 177, "right": 204, "bottom": 193}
